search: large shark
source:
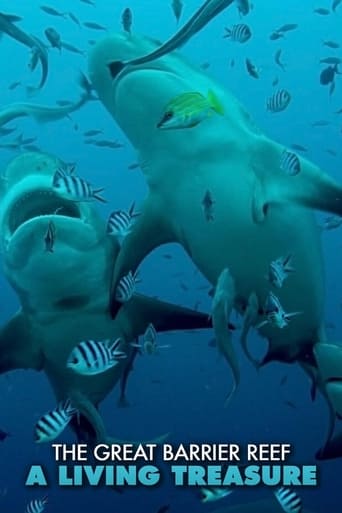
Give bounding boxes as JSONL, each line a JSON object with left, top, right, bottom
{"left": 0, "top": 73, "right": 93, "bottom": 128}
{"left": 0, "top": 11, "right": 48, "bottom": 94}
{"left": 0, "top": 151, "right": 215, "bottom": 444}
{"left": 88, "top": 32, "right": 342, "bottom": 458}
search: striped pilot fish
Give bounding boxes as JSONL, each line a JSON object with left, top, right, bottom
{"left": 67, "top": 338, "right": 127, "bottom": 376}
{"left": 280, "top": 149, "right": 301, "bottom": 176}
{"left": 257, "top": 292, "right": 301, "bottom": 330}
{"left": 34, "top": 399, "right": 76, "bottom": 443}
{"left": 107, "top": 202, "right": 140, "bottom": 244}
{"left": 223, "top": 24, "right": 252, "bottom": 43}
{"left": 26, "top": 497, "right": 48, "bottom": 513}
{"left": 115, "top": 270, "right": 140, "bottom": 302}
{"left": 266, "top": 89, "right": 292, "bottom": 112}
{"left": 52, "top": 168, "right": 106, "bottom": 203}
{"left": 274, "top": 487, "right": 302, "bottom": 513}
{"left": 266, "top": 254, "right": 295, "bottom": 288}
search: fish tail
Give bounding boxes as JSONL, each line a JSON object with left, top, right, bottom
{"left": 93, "top": 188, "right": 107, "bottom": 203}
{"left": 207, "top": 89, "right": 225, "bottom": 115}
{"left": 223, "top": 27, "right": 231, "bottom": 38}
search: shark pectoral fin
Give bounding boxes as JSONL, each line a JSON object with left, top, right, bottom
{"left": 0, "top": 312, "right": 43, "bottom": 373}
{"left": 125, "top": 294, "right": 213, "bottom": 338}
{"left": 240, "top": 291, "right": 260, "bottom": 368}
{"left": 1, "top": 13, "right": 22, "bottom": 22}
{"left": 110, "top": 196, "right": 175, "bottom": 318}
{"left": 252, "top": 137, "right": 342, "bottom": 219}
{"left": 69, "top": 392, "right": 107, "bottom": 444}
{"left": 212, "top": 269, "right": 239, "bottom": 406}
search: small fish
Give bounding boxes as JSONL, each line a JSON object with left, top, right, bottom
{"left": 284, "top": 400, "right": 297, "bottom": 410}
{"left": 280, "top": 375, "right": 288, "bottom": 386}
{"left": 320, "top": 56, "right": 341, "bottom": 64}
{"left": 40, "top": 5, "right": 66, "bottom": 17}
{"left": 320, "top": 64, "right": 340, "bottom": 85}
{"left": 311, "top": 119, "right": 330, "bottom": 127}
{"left": 67, "top": 339, "right": 127, "bottom": 375}
{"left": 290, "top": 143, "right": 307, "bottom": 152}
{"left": 157, "top": 90, "right": 224, "bottom": 130}
{"left": 44, "top": 220, "right": 56, "bottom": 253}
{"left": 235, "top": 0, "right": 250, "bottom": 16}
{"left": 272, "top": 76, "right": 279, "bottom": 86}
{"left": 270, "top": 32, "right": 284, "bottom": 41}
{"left": 325, "top": 148, "right": 337, "bottom": 156}
{"left": 266, "top": 255, "right": 295, "bottom": 288}
{"left": 52, "top": 169, "right": 106, "bottom": 203}
{"left": 91, "top": 139, "right": 124, "bottom": 148}
{"left": 200, "top": 487, "right": 233, "bottom": 503}
{"left": 257, "top": 292, "right": 301, "bottom": 330}
{"left": 23, "top": 144, "right": 41, "bottom": 152}
{"left": 61, "top": 41, "right": 85, "bottom": 55}
{"left": 0, "top": 429, "right": 10, "bottom": 441}
{"left": 26, "top": 497, "right": 48, "bottom": 513}
{"left": 171, "top": 0, "right": 183, "bottom": 23}
{"left": 321, "top": 215, "right": 342, "bottom": 230}
{"left": 121, "top": 8, "right": 132, "bottom": 33}
{"left": 83, "top": 129, "right": 103, "bottom": 136}
{"left": 83, "top": 21, "right": 107, "bottom": 31}
{"left": 200, "top": 61, "right": 211, "bottom": 70}
{"left": 323, "top": 40, "right": 340, "bottom": 49}
{"left": 274, "top": 487, "right": 302, "bottom": 513}
{"left": 107, "top": 203, "right": 140, "bottom": 243}
{"left": 35, "top": 399, "right": 76, "bottom": 443}
{"left": 128, "top": 162, "right": 140, "bottom": 170}
{"left": 44, "top": 27, "right": 61, "bottom": 50}
{"left": 275, "top": 23, "right": 298, "bottom": 33}
{"left": 280, "top": 150, "right": 301, "bottom": 176}
{"left": 314, "top": 7, "right": 330, "bottom": 15}
{"left": 81, "top": 0, "right": 95, "bottom": 4}
{"left": 266, "top": 89, "right": 291, "bottom": 113}
{"left": 202, "top": 190, "right": 215, "bottom": 221}
{"left": 115, "top": 271, "right": 139, "bottom": 302}
{"left": 332, "top": 0, "right": 342, "bottom": 12}
{"left": 131, "top": 324, "right": 170, "bottom": 355}
{"left": 245, "top": 58, "right": 260, "bottom": 78}
{"left": 156, "top": 506, "right": 170, "bottom": 513}
{"left": 8, "top": 81, "right": 21, "bottom": 90}
{"left": 224, "top": 24, "right": 252, "bottom": 43}
{"left": 56, "top": 100, "right": 73, "bottom": 106}
{"left": 68, "top": 12, "right": 81, "bottom": 26}
{"left": 274, "top": 49, "right": 286, "bottom": 70}
{"left": 336, "top": 107, "right": 342, "bottom": 114}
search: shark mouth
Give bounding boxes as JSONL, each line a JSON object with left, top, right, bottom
{"left": 8, "top": 189, "right": 81, "bottom": 236}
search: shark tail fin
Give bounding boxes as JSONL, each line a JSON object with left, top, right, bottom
{"left": 207, "top": 89, "right": 225, "bottom": 115}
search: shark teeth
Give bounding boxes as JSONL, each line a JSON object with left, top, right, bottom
{"left": 8, "top": 188, "right": 81, "bottom": 236}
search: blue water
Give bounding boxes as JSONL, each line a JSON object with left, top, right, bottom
{"left": 0, "top": 0, "right": 341, "bottom": 511}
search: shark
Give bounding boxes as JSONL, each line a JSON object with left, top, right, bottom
{"left": 0, "top": 73, "right": 94, "bottom": 128}
{"left": 87, "top": 30, "right": 342, "bottom": 458}
{"left": 0, "top": 11, "right": 48, "bottom": 94}
{"left": 0, "top": 151, "right": 215, "bottom": 444}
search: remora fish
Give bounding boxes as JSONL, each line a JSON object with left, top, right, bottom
{"left": 211, "top": 268, "right": 238, "bottom": 406}
{"left": 107, "top": 0, "right": 249, "bottom": 79}
{"left": 0, "top": 73, "right": 93, "bottom": 128}
{"left": 0, "top": 11, "right": 48, "bottom": 94}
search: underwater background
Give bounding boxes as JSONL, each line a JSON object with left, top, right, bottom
{"left": 0, "top": 0, "right": 341, "bottom": 511}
